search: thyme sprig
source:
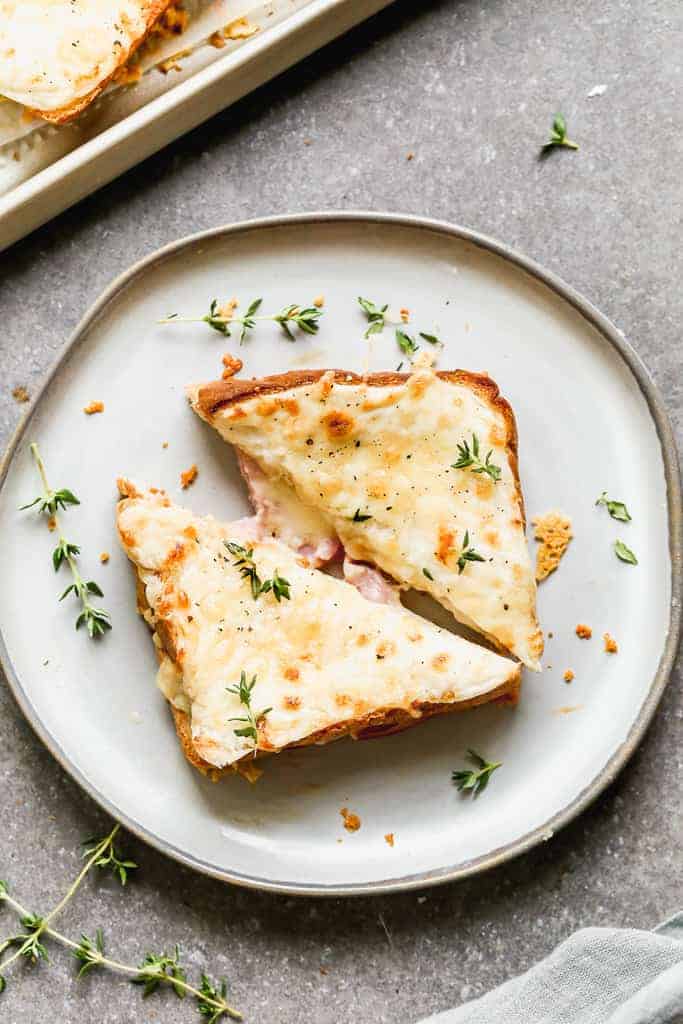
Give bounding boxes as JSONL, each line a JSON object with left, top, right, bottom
{"left": 224, "top": 541, "right": 291, "bottom": 601}
{"left": 20, "top": 443, "right": 111, "bottom": 638}
{"left": 0, "top": 826, "right": 241, "bottom": 1020}
{"left": 457, "top": 530, "right": 486, "bottom": 574}
{"left": 543, "top": 113, "right": 578, "bottom": 151}
{"left": 452, "top": 434, "right": 502, "bottom": 482}
{"left": 396, "top": 329, "right": 419, "bottom": 356}
{"left": 452, "top": 749, "right": 502, "bottom": 796}
{"left": 160, "top": 299, "right": 322, "bottom": 344}
{"left": 226, "top": 670, "right": 272, "bottom": 744}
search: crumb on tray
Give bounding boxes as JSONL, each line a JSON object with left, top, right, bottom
{"left": 12, "top": 385, "right": 29, "bottom": 403}
{"left": 221, "top": 353, "right": 243, "bottom": 379}
{"left": 575, "top": 624, "right": 592, "bottom": 639}
{"left": 384, "top": 833, "right": 395, "bottom": 847}
{"left": 604, "top": 633, "right": 618, "bottom": 653}
{"left": 100, "top": 552, "right": 110, "bottom": 564}
{"left": 563, "top": 669, "right": 574, "bottom": 683}
{"left": 313, "top": 295, "right": 325, "bottom": 308}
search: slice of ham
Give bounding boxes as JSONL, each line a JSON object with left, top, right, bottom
{"left": 343, "top": 558, "right": 402, "bottom": 605}
{"left": 236, "top": 449, "right": 342, "bottom": 567}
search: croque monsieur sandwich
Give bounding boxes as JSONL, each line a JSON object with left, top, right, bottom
{"left": 0, "top": 1, "right": 175, "bottom": 124}
{"left": 117, "top": 481, "right": 522, "bottom": 779}
{"left": 189, "top": 368, "right": 543, "bottom": 670}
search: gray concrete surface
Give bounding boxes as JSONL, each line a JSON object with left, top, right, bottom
{"left": 0, "top": 1, "right": 681, "bottom": 1021}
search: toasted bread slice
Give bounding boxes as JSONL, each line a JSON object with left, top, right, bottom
{"left": 116, "top": 482, "right": 521, "bottom": 777}
{"left": 0, "top": 1, "right": 174, "bottom": 124}
{"left": 189, "top": 368, "right": 543, "bottom": 670}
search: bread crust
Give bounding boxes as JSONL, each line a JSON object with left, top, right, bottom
{"left": 25, "top": 0, "right": 174, "bottom": 124}
{"left": 193, "top": 368, "right": 526, "bottom": 525}
{"left": 169, "top": 668, "right": 521, "bottom": 781}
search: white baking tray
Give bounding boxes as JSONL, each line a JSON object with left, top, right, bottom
{"left": 0, "top": 0, "right": 393, "bottom": 252}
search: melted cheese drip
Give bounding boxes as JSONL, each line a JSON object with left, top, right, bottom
{"left": 117, "top": 492, "right": 520, "bottom": 768}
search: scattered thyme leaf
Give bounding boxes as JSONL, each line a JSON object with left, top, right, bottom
{"left": 543, "top": 113, "right": 578, "bottom": 151}
{"left": 396, "top": 328, "right": 419, "bottom": 356}
{"left": 596, "top": 492, "right": 632, "bottom": 522}
{"left": 452, "top": 749, "right": 501, "bottom": 796}
{"left": 419, "top": 332, "right": 441, "bottom": 345}
{"left": 226, "top": 671, "right": 271, "bottom": 746}
{"left": 452, "top": 434, "right": 501, "bottom": 483}
{"left": 614, "top": 539, "right": 638, "bottom": 565}
{"left": 457, "top": 530, "right": 486, "bottom": 574}
{"left": 358, "top": 296, "right": 389, "bottom": 338}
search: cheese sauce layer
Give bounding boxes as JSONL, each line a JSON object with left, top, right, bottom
{"left": 191, "top": 370, "right": 543, "bottom": 669}
{"left": 117, "top": 490, "right": 521, "bottom": 768}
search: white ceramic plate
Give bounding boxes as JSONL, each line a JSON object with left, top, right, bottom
{"left": 0, "top": 213, "right": 680, "bottom": 895}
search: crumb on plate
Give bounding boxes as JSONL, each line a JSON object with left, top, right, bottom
{"left": 576, "top": 623, "right": 592, "bottom": 639}
{"left": 406, "top": 151, "right": 414, "bottom": 161}
{"left": 399, "top": 307, "right": 410, "bottom": 322}
{"left": 532, "top": 511, "right": 573, "bottom": 581}
{"left": 340, "top": 807, "right": 361, "bottom": 832}
{"left": 384, "top": 833, "right": 395, "bottom": 847}
{"left": 100, "top": 552, "right": 110, "bottom": 564}
{"left": 563, "top": 669, "right": 574, "bottom": 683}
{"left": 83, "top": 400, "right": 104, "bottom": 415}
{"left": 313, "top": 295, "right": 325, "bottom": 308}
{"left": 162, "top": 441, "right": 169, "bottom": 449}
{"left": 47, "top": 515, "right": 57, "bottom": 532}
{"left": 217, "top": 297, "right": 239, "bottom": 319}
{"left": 221, "top": 353, "right": 243, "bottom": 379}
{"left": 180, "top": 464, "right": 199, "bottom": 489}
{"left": 554, "top": 705, "right": 582, "bottom": 715}
{"left": 12, "top": 385, "right": 29, "bottom": 403}
{"left": 604, "top": 632, "right": 618, "bottom": 653}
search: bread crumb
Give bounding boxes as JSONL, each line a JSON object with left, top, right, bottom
{"left": 604, "top": 633, "right": 618, "bottom": 654}
{"left": 384, "top": 833, "right": 395, "bottom": 847}
{"left": 209, "top": 30, "right": 226, "bottom": 48}
{"left": 100, "top": 552, "right": 110, "bottom": 564}
{"left": 158, "top": 49, "right": 191, "bottom": 74}
{"left": 217, "top": 297, "right": 238, "bottom": 319}
{"left": 576, "top": 624, "right": 592, "bottom": 639}
{"left": 12, "top": 385, "right": 29, "bottom": 403}
{"left": 83, "top": 400, "right": 104, "bottom": 415}
{"left": 563, "top": 669, "right": 574, "bottom": 683}
{"left": 554, "top": 705, "right": 582, "bottom": 715}
{"left": 47, "top": 515, "right": 57, "bottom": 532}
{"left": 303, "top": 138, "right": 312, "bottom": 146}
{"left": 340, "top": 807, "right": 361, "bottom": 832}
{"left": 180, "top": 465, "right": 199, "bottom": 489}
{"left": 406, "top": 151, "right": 414, "bottom": 161}
{"left": 313, "top": 295, "right": 325, "bottom": 308}
{"left": 225, "top": 16, "right": 259, "bottom": 39}
{"left": 399, "top": 307, "right": 410, "bottom": 322}
{"left": 221, "top": 353, "right": 243, "bottom": 379}
{"left": 532, "top": 511, "right": 573, "bottom": 581}
{"left": 162, "top": 441, "right": 169, "bottom": 449}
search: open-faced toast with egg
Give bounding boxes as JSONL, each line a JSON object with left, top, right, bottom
{"left": 116, "top": 482, "right": 522, "bottom": 781}
{"left": 0, "top": 1, "right": 176, "bottom": 124}
{"left": 188, "top": 368, "right": 543, "bottom": 671}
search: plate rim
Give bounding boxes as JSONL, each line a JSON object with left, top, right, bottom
{"left": 1, "top": 210, "right": 680, "bottom": 896}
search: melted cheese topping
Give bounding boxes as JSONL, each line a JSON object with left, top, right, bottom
{"left": 117, "top": 491, "right": 520, "bottom": 769}
{"left": 0, "top": 1, "right": 167, "bottom": 113}
{"left": 191, "top": 370, "right": 543, "bottom": 669}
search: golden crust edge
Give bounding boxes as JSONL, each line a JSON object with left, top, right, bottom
{"left": 24, "top": 0, "right": 175, "bottom": 124}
